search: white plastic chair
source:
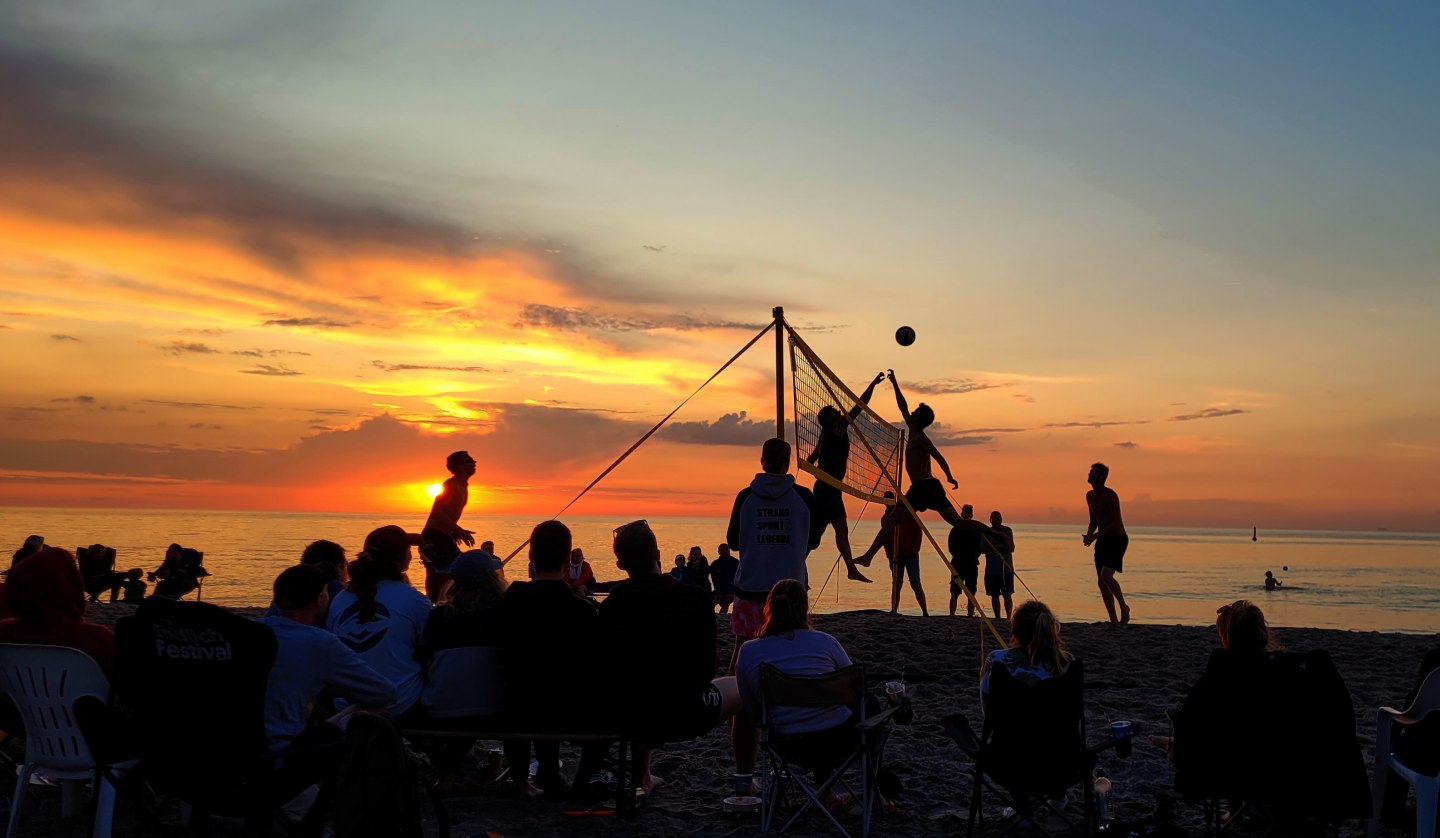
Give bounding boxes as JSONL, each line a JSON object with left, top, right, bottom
{"left": 1370, "top": 666, "right": 1440, "bottom": 838}
{"left": 0, "top": 643, "right": 135, "bottom": 838}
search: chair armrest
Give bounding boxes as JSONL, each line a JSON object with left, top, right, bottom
{"left": 857, "top": 705, "right": 900, "bottom": 733}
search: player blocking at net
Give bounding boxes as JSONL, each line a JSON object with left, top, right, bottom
{"left": 806, "top": 371, "right": 886, "bottom": 583}
{"left": 857, "top": 369, "right": 990, "bottom": 573}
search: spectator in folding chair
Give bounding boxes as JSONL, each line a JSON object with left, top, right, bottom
{"left": 1378, "top": 646, "right": 1440, "bottom": 829}
{"left": 736, "top": 579, "right": 891, "bottom": 814}
{"left": 78, "top": 543, "right": 125, "bottom": 603}
{"left": 9, "top": 533, "right": 44, "bottom": 569}
{"left": 327, "top": 525, "right": 432, "bottom": 720}
{"left": 261, "top": 564, "right": 396, "bottom": 836}
{"left": 150, "top": 542, "right": 210, "bottom": 599}
{"left": 601, "top": 519, "right": 743, "bottom": 796}
{"left": 980, "top": 600, "right": 1072, "bottom": 714}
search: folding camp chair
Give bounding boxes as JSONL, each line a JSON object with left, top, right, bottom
{"left": 1173, "top": 649, "right": 1371, "bottom": 836}
{"left": 757, "top": 663, "right": 897, "bottom": 838}
{"left": 944, "top": 658, "right": 1096, "bottom": 838}
{"left": 0, "top": 644, "right": 138, "bottom": 838}
{"left": 1369, "top": 665, "right": 1440, "bottom": 838}
{"left": 114, "top": 597, "right": 287, "bottom": 831}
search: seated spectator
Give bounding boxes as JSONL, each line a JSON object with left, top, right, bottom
{"left": 0, "top": 546, "right": 116, "bottom": 677}
{"left": 710, "top": 543, "right": 739, "bottom": 614}
{"left": 150, "top": 542, "right": 210, "bottom": 599}
{"left": 683, "top": 546, "right": 712, "bottom": 596}
{"left": 418, "top": 549, "right": 510, "bottom": 793}
{"left": 501, "top": 521, "right": 609, "bottom": 801}
{"left": 670, "top": 554, "right": 686, "bottom": 581}
{"left": 327, "top": 526, "right": 431, "bottom": 718}
{"left": 1216, "top": 599, "right": 1274, "bottom": 653}
{"left": 9, "top": 534, "right": 44, "bottom": 569}
{"left": 562, "top": 547, "right": 596, "bottom": 597}
{"left": 980, "top": 600, "right": 1072, "bottom": 714}
{"left": 735, "top": 579, "right": 858, "bottom": 798}
{"left": 78, "top": 543, "right": 125, "bottom": 603}
{"left": 120, "top": 568, "right": 147, "bottom": 603}
{"left": 601, "top": 520, "right": 741, "bottom": 794}
{"left": 260, "top": 565, "right": 395, "bottom": 836}
{"left": 265, "top": 539, "right": 348, "bottom": 622}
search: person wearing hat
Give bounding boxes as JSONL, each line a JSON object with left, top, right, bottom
{"left": 418, "top": 548, "right": 516, "bottom": 794}
{"left": 420, "top": 450, "right": 479, "bottom": 602}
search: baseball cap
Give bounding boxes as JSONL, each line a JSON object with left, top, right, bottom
{"left": 448, "top": 549, "right": 501, "bottom": 581}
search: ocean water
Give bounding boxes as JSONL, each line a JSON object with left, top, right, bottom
{"left": 4, "top": 507, "right": 1437, "bottom": 634}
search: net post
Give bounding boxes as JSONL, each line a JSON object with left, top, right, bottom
{"left": 773, "top": 306, "right": 785, "bottom": 440}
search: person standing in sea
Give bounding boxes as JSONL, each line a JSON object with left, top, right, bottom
{"left": 1083, "top": 462, "right": 1131, "bottom": 625}
{"left": 420, "top": 451, "right": 477, "bottom": 602}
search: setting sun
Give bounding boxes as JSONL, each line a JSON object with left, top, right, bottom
{"left": 426, "top": 483, "right": 443, "bottom": 499}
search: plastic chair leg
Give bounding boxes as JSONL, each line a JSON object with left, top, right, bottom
{"left": 6, "top": 765, "right": 32, "bottom": 838}
{"left": 1416, "top": 776, "right": 1437, "bottom": 838}
{"left": 1368, "top": 762, "right": 1387, "bottom": 838}
{"left": 91, "top": 774, "right": 116, "bottom": 838}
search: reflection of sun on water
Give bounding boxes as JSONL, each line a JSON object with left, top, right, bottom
{"left": 426, "top": 483, "right": 444, "bottom": 499}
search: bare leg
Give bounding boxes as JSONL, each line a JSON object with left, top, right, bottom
{"left": 911, "top": 578, "right": 929, "bottom": 617}
{"left": 1097, "top": 570, "right": 1119, "bottom": 624}
{"left": 991, "top": 594, "right": 1001, "bottom": 620}
{"left": 835, "top": 526, "right": 871, "bottom": 583}
{"left": 1101, "top": 567, "right": 1130, "bottom": 624}
{"left": 890, "top": 561, "right": 902, "bottom": 613}
{"left": 729, "top": 636, "right": 758, "bottom": 777}
{"left": 855, "top": 528, "right": 886, "bottom": 567}
{"left": 1003, "top": 594, "right": 1013, "bottom": 620}
{"left": 948, "top": 582, "right": 959, "bottom": 617}
{"left": 939, "top": 506, "right": 965, "bottom": 527}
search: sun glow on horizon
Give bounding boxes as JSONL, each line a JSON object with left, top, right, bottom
{"left": 426, "top": 483, "right": 443, "bottom": 499}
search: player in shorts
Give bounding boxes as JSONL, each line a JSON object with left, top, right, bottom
{"left": 1083, "top": 462, "right": 1131, "bottom": 625}
{"left": 807, "top": 372, "right": 884, "bottom": 583}
{"left": 887, "top": 370, "right": 967, "bottom": 527}
{"left": 982, "top": 510, "right": 1016, "bottom": 619}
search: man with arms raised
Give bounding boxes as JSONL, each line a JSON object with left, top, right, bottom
{"left": 725, "top": 438, "right": 824, "bottom": 795}
{"left": 887, "top": 369, "right": 965, "bottom": 527}
{"left": 1083, "top": 462, "right": 1131, "bottom": 625}
{"left": 806, "top": 371, "right": 885, "bottom": 583}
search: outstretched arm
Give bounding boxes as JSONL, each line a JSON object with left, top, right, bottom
{"left": 888, "top": 369, "right": 911, "bottom": 424}
{"left": 848, "top": 372, "right": 886, "bottom": 419}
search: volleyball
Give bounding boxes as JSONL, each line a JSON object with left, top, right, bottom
{"left": 1283, "top": 565, "right": 1289, "bottom": 571}
{"left": 895, "top": 326, "right": 916, "bottom": 346}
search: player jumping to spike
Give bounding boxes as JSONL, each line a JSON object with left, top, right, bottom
{"left": 807, "top": 371, "right": 886, "bottom": 583}
{"left": 888, "top": 369, "right": 967, "bottom": 528}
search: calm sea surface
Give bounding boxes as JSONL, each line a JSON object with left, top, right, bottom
{"left": 4, "top": 507, "right": 1437, "bottom": 634}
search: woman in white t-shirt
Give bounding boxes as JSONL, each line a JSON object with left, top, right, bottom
{"left": 327, "top": 525, "right": 432, "bottom": 717}
{"left": 736, "top": 579, "right": 860, "bottom": 801}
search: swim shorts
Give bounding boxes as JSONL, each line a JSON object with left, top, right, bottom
{"left": 950, "top": 557, "right": 978, "bottom": 597}
{"left": 1094, "top": 534, "right": 1128, "bottom": 573}
{"left": 812, "top": 482, "right": 847, "bottom": 526}
{"left": 730, "top": 597, "right": 766, "bottom": 639}
{"left": 889, "top": 554, "right": 921, "bottom": 587}
{"left": 984, "top": 572, "right": 1015, "bottom": 596}
{"left": 905, "top": 478, "right": 952, "bottom": 513}
{"left": 420, "top": 527, "right": 461, "bottom": 570}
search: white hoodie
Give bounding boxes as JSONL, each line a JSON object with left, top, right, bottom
{"left": 726, "top": 472, "right": 821, "bottom": 597}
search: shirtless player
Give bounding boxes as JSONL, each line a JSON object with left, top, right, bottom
{"left": 1083, "top": 462, "right": 1131, "bottom": 625}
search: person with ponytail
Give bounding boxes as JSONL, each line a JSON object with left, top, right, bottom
{"left": 326, "top": 525, "right": 432, "bottom": 717}
{"left": 734, "top": 579, "right": 860, "bottom": 802}
{"left": 981, "top": 600, "right": 1072, "bottom": 712}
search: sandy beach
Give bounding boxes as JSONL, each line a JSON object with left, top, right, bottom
{"left": 18, "top": 603, "right": 1421, "bottom": 837}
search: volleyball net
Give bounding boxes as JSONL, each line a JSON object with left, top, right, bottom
{"left": 788, "top": 327, "right": 904, "bottom": 505}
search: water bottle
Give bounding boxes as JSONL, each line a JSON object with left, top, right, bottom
{"left": 1094, "top": 766, "right": 1113, "bottom": 827}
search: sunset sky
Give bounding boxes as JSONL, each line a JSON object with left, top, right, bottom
{"left": 2, "top": 2, "right": 1437, "bottom": 530}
